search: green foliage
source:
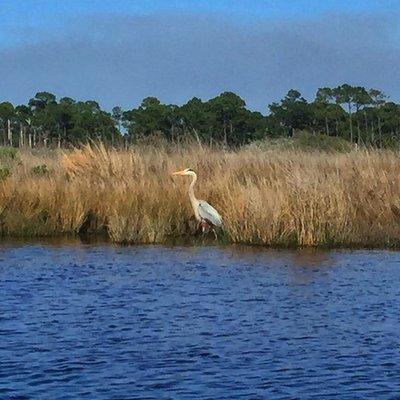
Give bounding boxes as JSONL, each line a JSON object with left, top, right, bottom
{"left": 0, "top": 167, "right": 11, "bottom": 180}
{"left": 294, "top": 132, "right": 353, "bottom": 152}
{"left": 122, "top": 92, "right": 266, "bottom": 146}
{"left": 0, "top": 92, "right": 121, "bottom": 147}
{"left": 268, "top": 89, "right": 313, "bottom": 135}
{"left": 0, "top": 102, "right": 15, "bottom": 121}
{"left": 0, "top": 146, "right": 19, "bottom": 160}
{"left": 0, "top": 147, "right": 21, "bottom": 169}
{"left": 31, "top": 164, "right": 50, "bottom": 176}
{"left": 249, "top": 132, "right": 353, "bottom": 153}
{"left": 0, "top": 85, "right": 400, "bottom": 148}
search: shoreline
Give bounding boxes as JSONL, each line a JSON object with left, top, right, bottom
{"left": 1, "top": 233, "right": 399, "bottom": 251}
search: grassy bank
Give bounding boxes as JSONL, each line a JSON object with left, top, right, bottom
{"left": 1, "top": 143, "right": 400, "bottom": 247}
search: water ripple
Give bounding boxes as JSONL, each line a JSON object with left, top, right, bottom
{"left": 0, "top": 245, "right": 400, "bottom": 399}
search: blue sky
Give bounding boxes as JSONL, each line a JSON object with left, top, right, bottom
{"left": 1, "top": 0, "right": 397, "bottom": 44}
{"left": 1, "top": 0, "right": 399, "bottom": 111}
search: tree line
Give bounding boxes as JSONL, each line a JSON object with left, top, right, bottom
{"left": 0, "top": 84, "right": 398, "bottom": 148}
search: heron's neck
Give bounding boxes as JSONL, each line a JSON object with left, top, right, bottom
{"left": 188, "top": 173, "right": 201, "bottom": 221}
{"left": 188, "top": 173, "right": 198, "bottom": 204}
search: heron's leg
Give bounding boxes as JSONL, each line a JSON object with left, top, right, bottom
{"left": 201, "top": 220, "right": 206, "bottom": 236}
{"left": 212, "top": 227, "right": 218, "bottom": 240}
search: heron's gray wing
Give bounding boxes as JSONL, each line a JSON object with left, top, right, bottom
{"left": 198, "top": 200, "right": 223, "bottom": 227}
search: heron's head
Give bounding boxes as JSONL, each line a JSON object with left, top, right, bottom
{"left": 171, "top": 168, "right": 196, "bottom": 176}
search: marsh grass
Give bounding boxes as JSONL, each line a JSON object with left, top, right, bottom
{"left": 1, "top": 142, "right": 400, "bottom": 247}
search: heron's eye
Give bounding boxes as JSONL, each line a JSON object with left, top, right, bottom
{"left": 187, "top": 168, "right": 194, "bottom": 172}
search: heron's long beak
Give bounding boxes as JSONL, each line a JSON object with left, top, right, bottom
{"left": 172, "top": 170, "right": 185, "bottom": 176}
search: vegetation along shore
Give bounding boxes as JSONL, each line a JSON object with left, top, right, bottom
{"left": 1, "top": 142, "right": 400, "bottom": 248}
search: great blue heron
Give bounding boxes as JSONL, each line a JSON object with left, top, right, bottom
{"left": 172, "top": 168, "right": 222, "bottom": 237}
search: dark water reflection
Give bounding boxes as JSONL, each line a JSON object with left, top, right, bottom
{"left": 1, "top": 243, "right": 400, "bottom": 399}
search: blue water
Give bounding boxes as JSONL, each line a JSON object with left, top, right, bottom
{"left": 1, "top": 244, "right": 400, "bottom": 399}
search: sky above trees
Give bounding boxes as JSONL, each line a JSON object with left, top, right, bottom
{"left": 1, "top": 0, "right": 399, "bottom": 111}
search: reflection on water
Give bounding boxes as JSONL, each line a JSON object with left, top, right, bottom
{"left": 0, "top": 243, "right": 400, "bottom": 399}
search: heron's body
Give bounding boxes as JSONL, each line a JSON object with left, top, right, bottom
{"left": 172, "top": 168, "right": 223, "bottom": 235}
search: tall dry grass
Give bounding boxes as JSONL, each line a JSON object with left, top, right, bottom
{"left": 1, "top": 142, "right": 400, "bottom": 247}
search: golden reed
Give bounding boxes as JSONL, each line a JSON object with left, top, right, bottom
{"left": 1, "top": 142, "right": 400, "bottom": 247}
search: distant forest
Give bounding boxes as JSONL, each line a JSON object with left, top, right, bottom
{"left": 0, "top": 84, "right": 397, "bottom": 148}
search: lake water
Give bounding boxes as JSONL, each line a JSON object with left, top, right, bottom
{"left": 1, "top": 243, "right": 400, "bottom": 399}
